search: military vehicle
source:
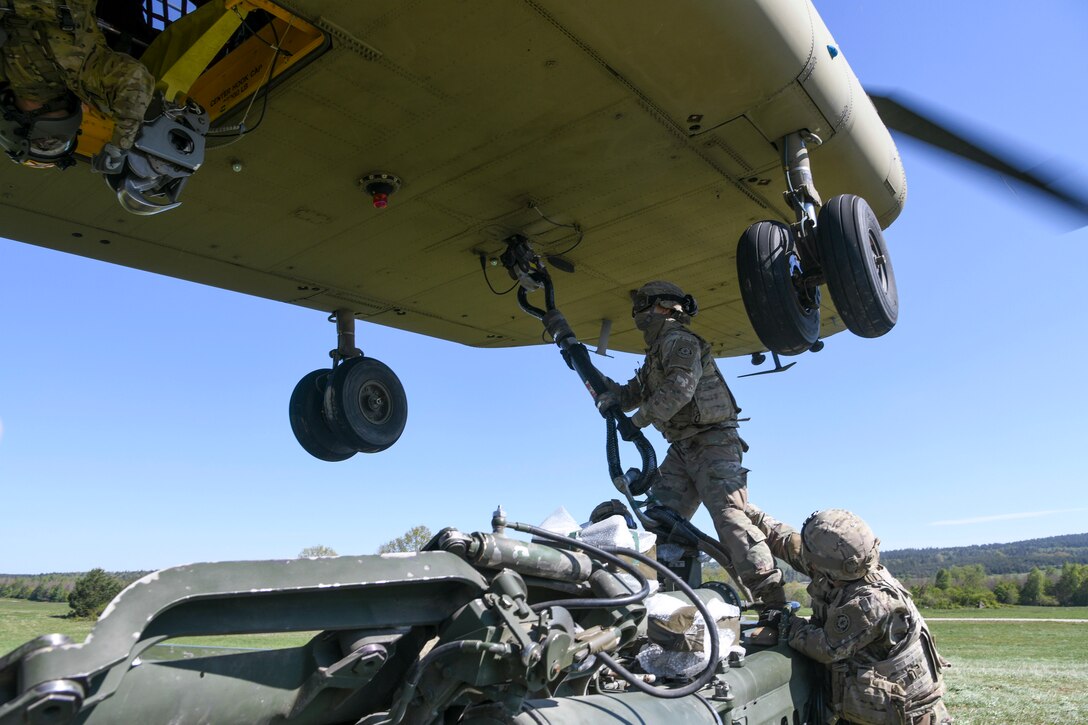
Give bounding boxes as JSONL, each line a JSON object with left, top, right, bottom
{"left": 0, "top": 508, "right": 822, "bottom": 724}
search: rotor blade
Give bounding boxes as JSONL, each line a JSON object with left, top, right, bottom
{"left": 868, "top": 91, "right": 1088, "bottom": 219}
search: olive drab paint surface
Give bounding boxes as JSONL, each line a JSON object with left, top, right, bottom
{"left": 0, "top": 0, "right": 907, "bottom": 359}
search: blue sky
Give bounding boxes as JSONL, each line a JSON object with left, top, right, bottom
{"left": 2, "top": 2, "right": 1086, "bottom": 573}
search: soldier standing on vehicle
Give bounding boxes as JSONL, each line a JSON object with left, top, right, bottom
{"left": 595, "top": 280, "right": 787, "bottom": 619}
{"left": 745, "top": 504, "right": 952, "bottom": 725}
{"left": 0, "top": 0, "right": 154, "bottom": 168}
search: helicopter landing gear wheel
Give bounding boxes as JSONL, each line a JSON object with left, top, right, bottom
{"left": 736, "top": 220, "right": 821, "bottom": 356}
{"left": 324, "top": 357, "right": 408, "bottom": 453}
{"left": 816, "top": 194, "right": 898, "bottom": 337}
{"left": 289, "top": 370, "right": 357, "bottom": 462}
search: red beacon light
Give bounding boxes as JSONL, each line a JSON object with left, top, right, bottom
{"left": 360, "top": 172, "right": 402, "bottom": 209}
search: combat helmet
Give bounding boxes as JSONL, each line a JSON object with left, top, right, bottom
{"left": 630, "top": 280, "right": 698, "bottom": 317}
{"left": 800, "top": 509, "right": 880, "bottom": 581}
{"left": 0, "top": 87, "right": 82, "bottom": 170}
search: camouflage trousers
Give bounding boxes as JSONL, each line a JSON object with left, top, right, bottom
{"left": 837, "top": 699, "right": 952, "bottom": 725}
{"left": 653, "top": 426, "right": 785, "bottom": 607}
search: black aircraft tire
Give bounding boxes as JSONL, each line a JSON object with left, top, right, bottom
{"left": 324, "top": 357, "right": 408, "bottom": 453}
{"left": 816, "top": 194, "right": 898, "bottom": 338}
{"left": 289, "top": 370, "right": 357, "bottom": 462}
{"left": 736, "top": 220, "right": 821, "bottom": 356}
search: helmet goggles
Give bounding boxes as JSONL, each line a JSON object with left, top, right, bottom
{"left": 0, "top": 88, "right": 82, "bottom": 169}
{"left": 630, "top": 290, "right": 699, "bottom": 318}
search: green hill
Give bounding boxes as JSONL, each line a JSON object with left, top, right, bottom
{"left": 882, "top": 533, "right": 1088, "bottom": 578}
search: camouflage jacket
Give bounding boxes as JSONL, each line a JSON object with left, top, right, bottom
{"left": 748, "top": 507, "right": 948, "bottom": 724}
{"left": 1, "top": 0, "right": 154, "bottom": 147}
{"left": 614, "top": 320, "right": 739, "bottom": 442}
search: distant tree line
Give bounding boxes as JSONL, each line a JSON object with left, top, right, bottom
{"left": 881, "top": 533, "right": 1088, "bottom": 578}
{"left": 706, "top": 557, "right": 1088, "bottom": 610}
{"left": 909, "top": 563, "right": 1088, "bottom": 609}
{"left": 0, "top": 571, "right": 147, "bottom": 606}
{"left": 6, "top": 531, "right": 1085, "bottom": 618}
{"left": 0, "top": 574, "right": 74, "bottom": 603}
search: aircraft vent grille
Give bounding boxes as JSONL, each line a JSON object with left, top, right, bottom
{"left": 143, "top": 0, "right": 197, "bottom": 31}
{"left": 314, "top": 17, "right": 383, "bottom": 62}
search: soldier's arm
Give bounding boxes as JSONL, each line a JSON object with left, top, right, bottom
{"left": 73, "top": 41, "right": 155, "bottom": 149}
{"left": 637, "top": 334, "right": 702, "bottom": 422}
{"left": 788, "top": 595, "right": 885, "bottom": 664}
{"left": 745, "top": 503, "right": 807, "bottom": 573}
{"left": 611, "top": 373, "right": 644, "bottom": 412}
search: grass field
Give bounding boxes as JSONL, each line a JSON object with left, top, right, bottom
{"left": 0, "top": 599, "right": 312, "bottom": 656}
{"left": 922, "top": 608, "right": 1088, "bottom": 724}
{"left": 922, "top": 605, "right": 1088, "bottom": 620}
{"left": 3, "top": 599, "right": 1086, "bottom": 722}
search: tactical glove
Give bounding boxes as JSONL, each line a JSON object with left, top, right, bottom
{"left": 91, "top": 143, "right": 127, "bottom": 175}
{"left": 595, "top": 390, "right": 620, "bottom": 417}
{"left": 787, "top": 614, "right": 809, "bottom": 642}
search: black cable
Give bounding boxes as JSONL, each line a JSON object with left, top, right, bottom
{"left": 479, "top": 254, "right": 518, "bottom": 295}
{"left": 548, "top": 226, "right": 584, "bottom": 258}
{"left": 508, "top": 522, "right": 721, "bottom": 699}
{"left": 384, "top": 640, "right": 514, "bottom": 725}
{"left": 594, "top": 546, "right": 721, "bottom": 699}
{"left": 531, "top": 203, "right": 585, "bottom": 259}
{"left": 237, "top": 9, "right": 291, "bottom": 55}
{"left": 508, "top": 522, "right": 650, "bottom": 613}
{"left": 230, "top": 18, "right": 278, "bottom": 135}
{"left": 531, "top": 203, "right": 577, "bottom": 229}
{"left": 206, "top": 17, "right": 283, "bottom": 143}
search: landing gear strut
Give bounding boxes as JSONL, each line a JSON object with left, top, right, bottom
{"left": 289, "top": 310, "right": 407, "bottom": 461}
{"left": 736, "top": 131, "right": 898, "bottom": 355}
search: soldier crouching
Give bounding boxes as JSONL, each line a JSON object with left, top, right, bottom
{"left": 745, "top": 504, "right": 952, "bottom": 725}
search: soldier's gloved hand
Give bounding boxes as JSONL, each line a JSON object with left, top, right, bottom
{"left": 631, "top": 408, "right": 651, "bottom": 428}
{"left": 595, "top": 390, "right": 620, "bottom": 417}
{"left": 787, "top": 614, "right": 809, "bottom": 640}
{"left": 92, "top": 143, "right": 127, "bottom": 175}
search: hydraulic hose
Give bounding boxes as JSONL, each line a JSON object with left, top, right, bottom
{"left": 509, "top": 522, "right": 721, "bottom": 700}
{"left": 382, "top": 640, "right": 515, "bottom": 725}
{"left": 692, "top": 528, "right": 738, "bottom": 578}
{"left": 517, "top": 285, "right": 549, "bottom": 319}
{"left": 641, "top": 504, "right": 738, "bottom": 578}
{"left": 540, "top": 307, "right": 659, "bottom": 495}
{"left": 501, "top": 237, "right": 659, "bottom": 495}
{"left": 605, "top": 412, "right": 659, "bottom": 496}
{"left": 596, "top": 546, "right": 721, "bottom": 699}
{"left": 508, "top": 522, "right": 650, "bottom": 613}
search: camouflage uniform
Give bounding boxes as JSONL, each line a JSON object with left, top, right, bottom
{"left": 1, "top": 0, "right": 154, "bottom": 148}
{"left": 608, "top": 281, "right": 786, "bottom": 609}
{"left": 746, "top": 506, "right": 951, "bottom": 725}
